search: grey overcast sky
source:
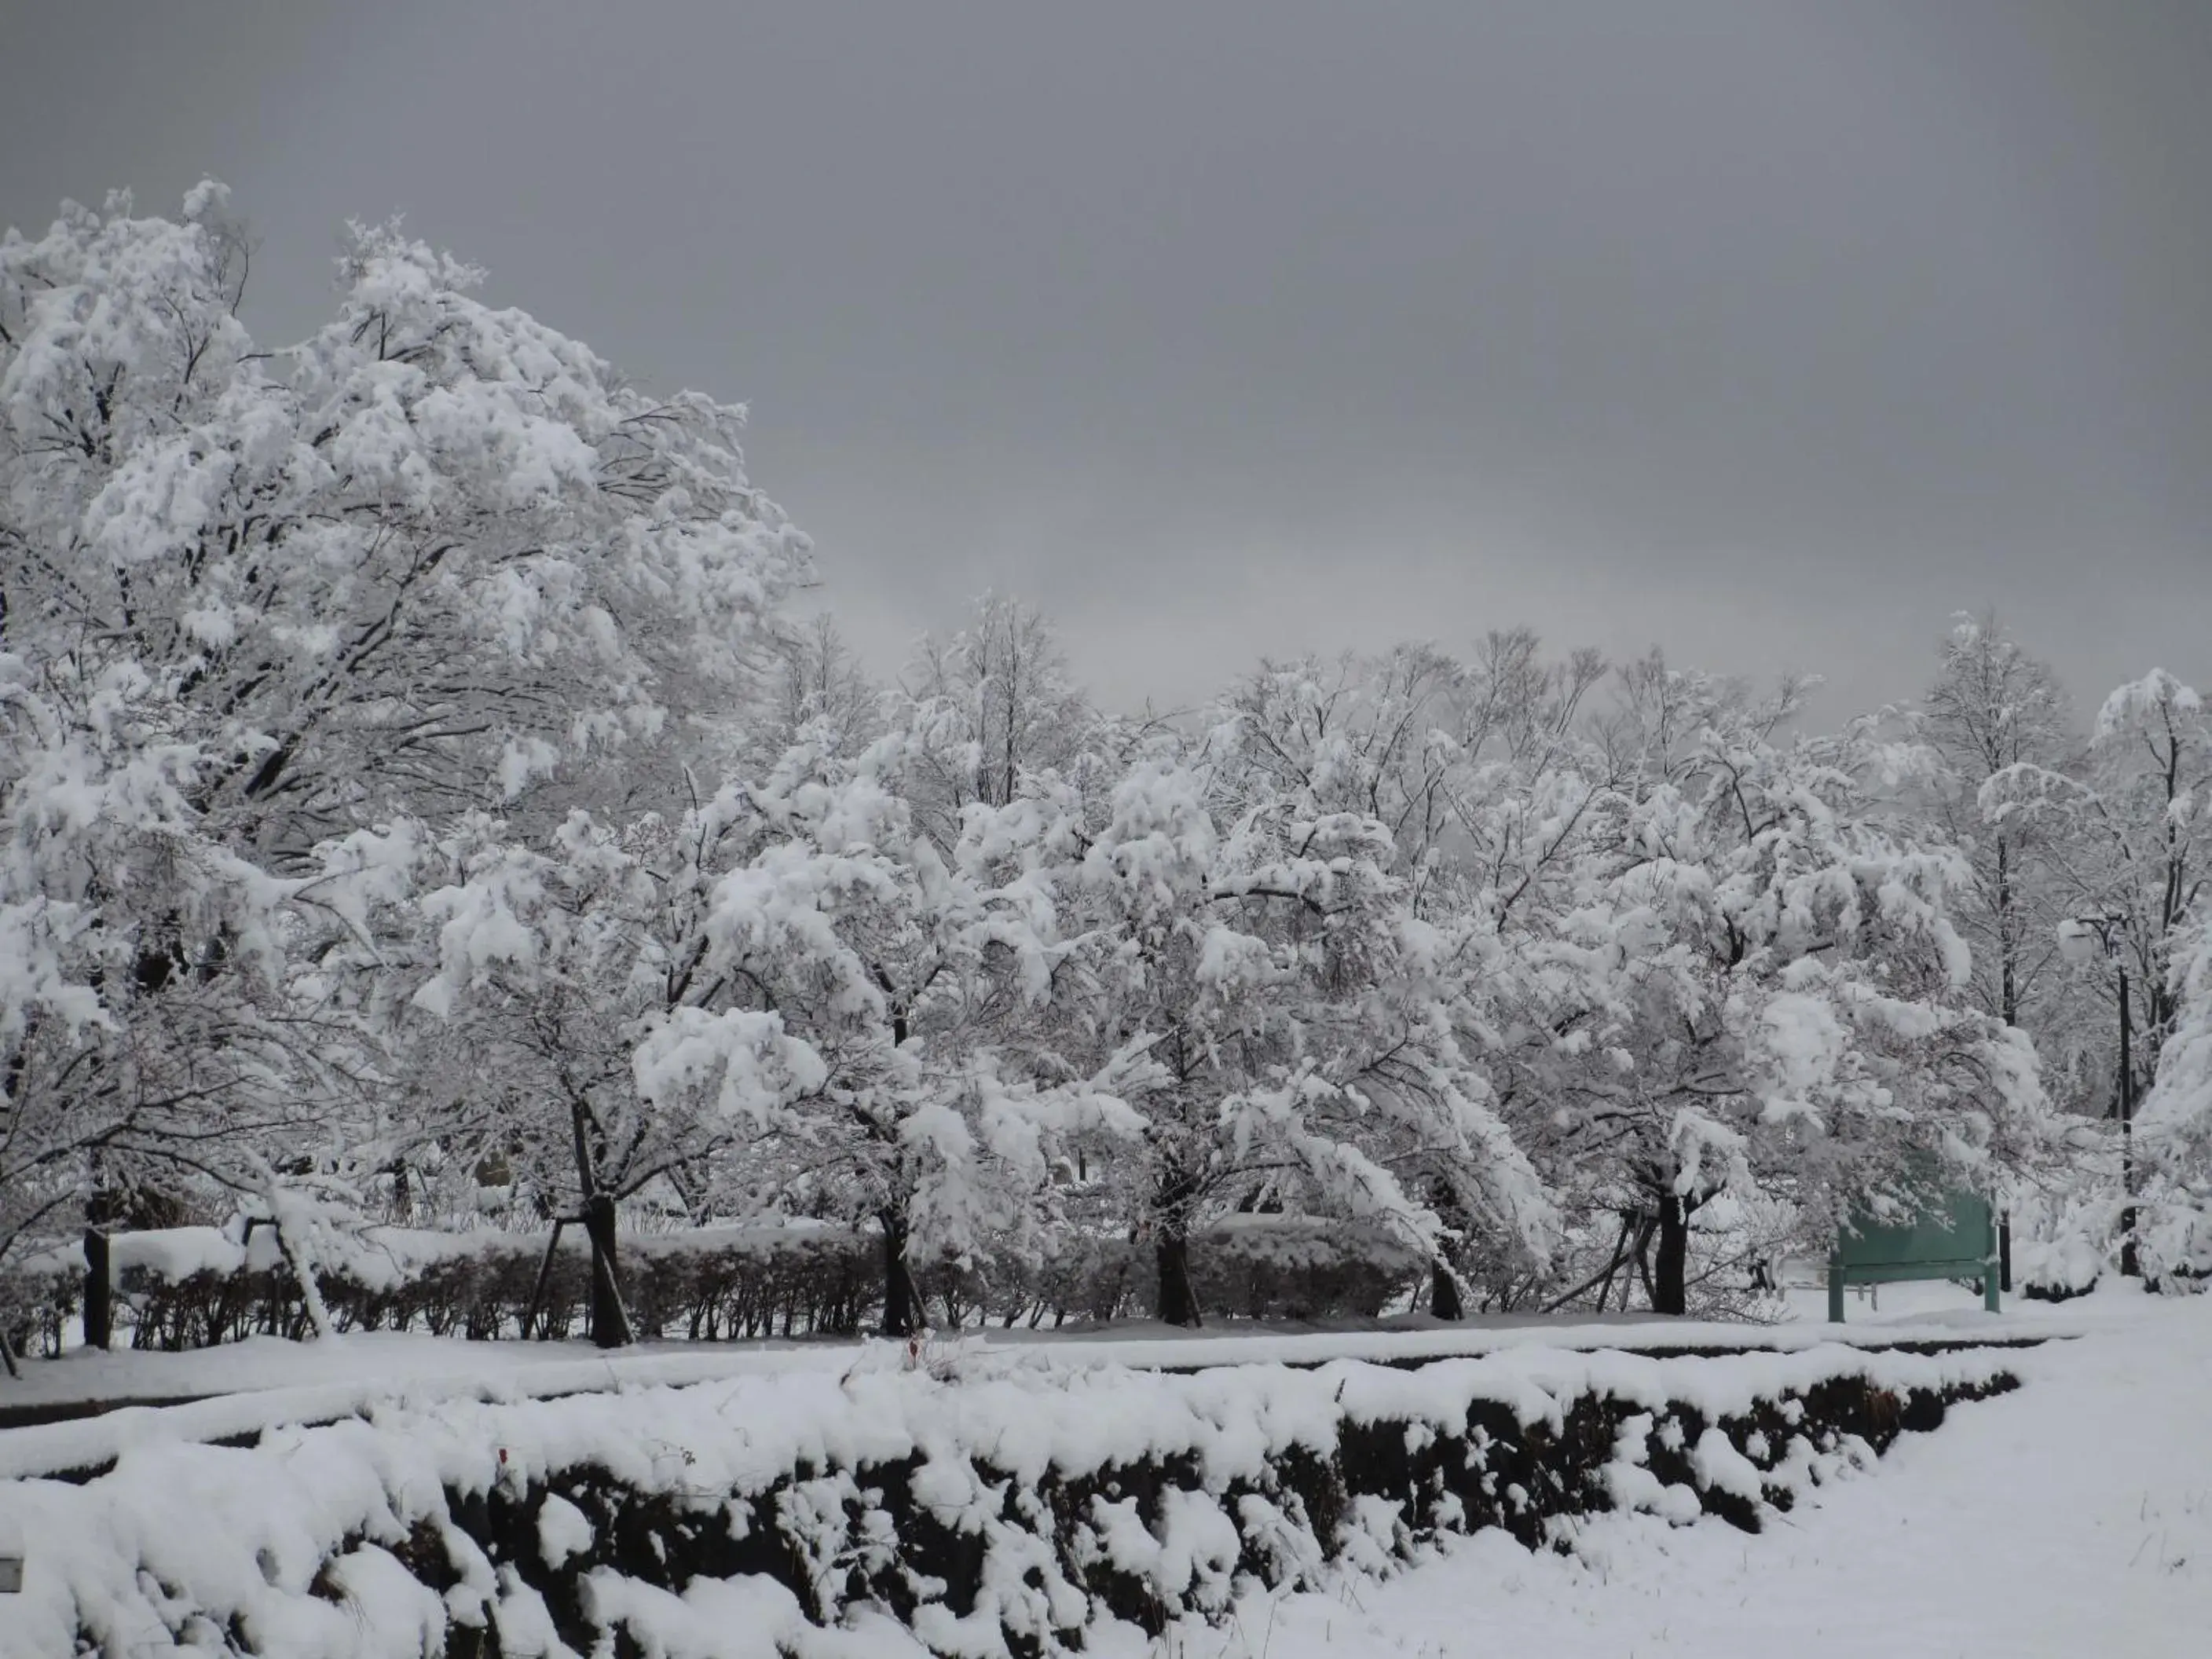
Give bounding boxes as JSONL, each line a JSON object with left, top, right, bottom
{"left": 4, "top": 2, "right": 2207, "bottom": 717}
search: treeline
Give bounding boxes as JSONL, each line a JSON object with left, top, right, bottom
{"left": 2, "top": 186, "right": 2207, "bottom": 1353}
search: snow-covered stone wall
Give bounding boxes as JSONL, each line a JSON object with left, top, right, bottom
{"left": 0, "top": 1341, "right": 2020, "bottom": 1658}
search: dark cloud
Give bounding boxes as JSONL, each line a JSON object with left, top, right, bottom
{"left": 5, "top": 1, "right": 2207, "bottom": 715}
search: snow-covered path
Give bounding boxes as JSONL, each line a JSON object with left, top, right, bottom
{"left": 1217, "top": 1285, "right": 2212, "bottom": 1658}
{"left": 0, "top": 1302, "right": 2031, "bottom": 1480}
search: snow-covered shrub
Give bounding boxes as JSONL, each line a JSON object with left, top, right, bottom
{"left": 2010, "top": 1190, "right": 2114, "bottom": 1303}
{"left": 0, "top": 1342, "right": 2020, "bottom": 1657}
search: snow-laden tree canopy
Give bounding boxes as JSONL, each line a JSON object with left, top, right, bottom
{"left": 0, "top": 185, "right": 805, "bottom": 1275}
{"left": 5, "top": 182, "right": 2134, "bottom": 1343}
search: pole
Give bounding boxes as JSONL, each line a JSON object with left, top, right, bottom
{"left": 2119, "top": 960, "right": 2139, "bottom": 1278}
{"left": 1983, "top": 1205, "right": 2002, "bottom": 1314}
{"left": 520, "top": 1218, "right": 567, "bottom": 1340}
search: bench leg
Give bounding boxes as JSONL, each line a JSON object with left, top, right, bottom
{"left": 1983, "top": 1269, "right": 2001, "bottom": 1315}
{"left": 1828, "top": 1268, "right": 1845, "bottom": 1324}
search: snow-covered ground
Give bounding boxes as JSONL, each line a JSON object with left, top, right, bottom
{"left": 2, "top": 1277, "right": 2202, "bottom": 1655}
{"left": 1126, "top": 1281, "right": 2211, "bottom": 1659}
{"left": 0, "top": 1266, "right": 2017, "bottom": 1412}
{"left": 0, "top": 1271, "right": 2041, "bottom": 1479}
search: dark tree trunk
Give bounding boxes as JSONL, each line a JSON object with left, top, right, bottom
{"left": 1156, "top": 1223, "right": 1200, "bottom": 1328}
{"left": 880, "top": 1207, "right": 921, "bottom": 1337}
{"left": 82, "top": 1227, "right": 112, "bottom": 1351}
{"left": 2119, "top": 964, "right": 2141, "bottom": 1278}
{"left": 1430, "top": 1258, "right": 1464, "bottom": 1321}
{"left": 582, "top": 1191, "right": 632, "bottom": 1348}
{"left": 1428, "top": 1178, "right": 1466, "bottom": 1321}
{"left": 1154, "top": 1166, "right": 1203, "bottom": 1328}
{"left": 1995, "top": 837, "right": 2017, "bottom": 1031}
{"left": 566, "top": 1095, "right": 631, "bottom": 1347}
{"left": 83, "top": 1166, "right": 120, "bottom": 1352}
{"left": 1653, "top": 1193, "right": 1690, "bottom": 1316}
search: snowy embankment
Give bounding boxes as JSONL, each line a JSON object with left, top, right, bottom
{"left": 1201, "top": 1285, "right": 2212, "bottom": 1659}
{"left": 0, "top": 1337, "right": 2020, "bottom": 1658}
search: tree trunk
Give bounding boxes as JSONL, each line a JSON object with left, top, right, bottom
{"left": 1652, "top": 1193, "right": 1689, "bottom": 1316}
{"left": 880, "top": 1206, "right": 921, "bottom": 1336}
{"left": 2119, "top": 964, "right": 2141, "bottom": 1279}
{"left": 1427, "top": 1178, "right": 1466, "bottom": 1321}
{"left": 1154, "top": 1166, "right": 1203, "bottom": 1328}
{"left": 1430, "top": 1258, "right": 1464, "bottom": 1321}
{"left": 582, "top": 1191, "right": 632, "bottom": 1348}
{"left": 1156, "top": 1222, "right": 1200, "bottom": 1328}
{"left": 82, "top": 1227, "right": 112, "bottom": 1351}
{"left": 566, "top": 1093, "right": 632, "bottom": 1347}
{"left": 1995, "top": 835, "right": 2017, "bottom": 1030}
{"left": 82, "top": 1160, "right": 121, "bottom": 1353}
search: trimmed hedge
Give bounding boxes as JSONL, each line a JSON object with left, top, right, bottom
{"left": 11, "top": 1339, "right": 2023, "bottom": 1658}
{"left": 1, "top": 1215, "right": 1426, "bottom": 1355}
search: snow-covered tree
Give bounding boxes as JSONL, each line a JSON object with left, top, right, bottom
{"left": 1212, "top": 639, "right": 1612, "bottom": 1313}
{"left": 760, "top": 613, "right": 884, "bottom": 764}
{"left": 0, "top": 648, "right": 419, "bottom": 1274}
{"left": 6, "top": 194, "right": 808, "bottom": 853}
{"left": 405, "top": 798, "right": 840, "bottom": 1344}
{"left": 1916, "top": 614, "right": 2104, "bottom": 1140}
{"left": 1909, "top": 614, "right": 2092, "bottom": 1283}
{"left": 899, "top": 595, "right": 1096, "bottom": 844}
{"left": 672, "top": 727, "right": 1142, "bottom": 1333}
{"left": 1049, "top": 709, "right": 1555, "bottom": 1326}
{"left": 1511, "top": 672, "right": 2051, "bottom": 1313}
{"left": 1985, "top": 670, "right": 2212, "bottom": 1273}
{"left": 2141, "top": 910, "right": 2212, "bottom": 1282}
{"left": 0, "top": 185, "right": 808, "bottom": 1287}
{"left": 411, "top": 700, "right": 1149, "bottom": 1343}
{"left": 1221, "top": 647, "right": 1464, "bottom": 890}
{"left": 1921, "top": 616, "right": 2077, "bottom": 1035}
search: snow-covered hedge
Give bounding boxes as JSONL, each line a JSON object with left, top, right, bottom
{"left": 0, "top": 1217, "right": 1426, "bottom": 1354}
{"left": 2006, "top": 1192, "right": 2111, "bottom": 1304}
{"left": 0, "top": 1223, "right": 874, "bottom": 1353}
{"left": 0, "top": 1341, "right": 2018, "bottom": 1657}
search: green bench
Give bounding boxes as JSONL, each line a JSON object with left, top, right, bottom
{"left": 1827, "top": 1188, "right": 2001, "bottom": 1322}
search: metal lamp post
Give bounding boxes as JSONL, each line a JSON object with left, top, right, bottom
{"left": 2057, "top": 914, "right": 2138, "bottom": 1277}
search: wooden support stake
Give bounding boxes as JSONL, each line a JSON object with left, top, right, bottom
{"left": 521, "top": 1218, "right": 569, "bottom": 1341}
